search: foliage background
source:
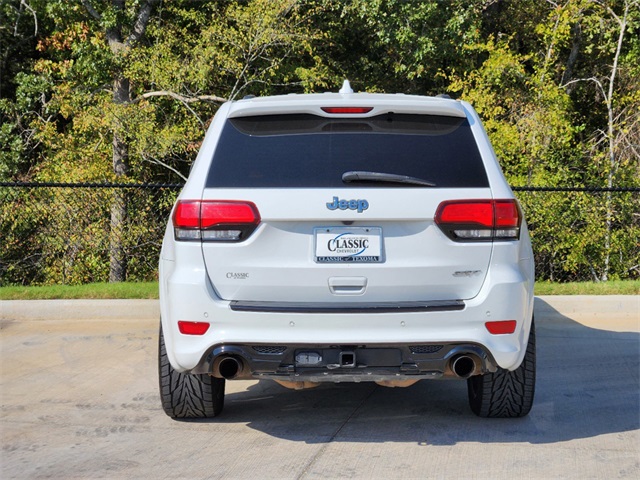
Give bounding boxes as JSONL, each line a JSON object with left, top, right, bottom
{"left": 1, "top": 0, "right": 638, "bottom": 285}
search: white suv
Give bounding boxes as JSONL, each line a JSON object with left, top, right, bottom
{"left": 158, "top": 81, "right": 535, "bottom": 419}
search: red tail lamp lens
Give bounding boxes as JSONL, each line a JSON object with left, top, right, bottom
{"left": 494, "top": 200, "right": 520, "bottom": 228}
{"left": 435, "top": 199, "right": 521, "bottom": 241}
{"left": 178, "top": 321, "right": 210, "bottom": 335}
{"left": 485, "top": 320, "right": 517, "bottom": 335}
{"left": 173, "top": 200, "right": 260, "bottom": 242}
{"left": 173, "top": 201, "right": 201, "bottom": 228}
{"left": 200, "top": 201, "right": 260, "bottom": 228}
{"left": 435, "top": 201, "right": 494, "bottom": 227}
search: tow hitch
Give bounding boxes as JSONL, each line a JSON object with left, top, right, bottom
{"left": 339, "top": 351, "right": 356, "bottom": 368}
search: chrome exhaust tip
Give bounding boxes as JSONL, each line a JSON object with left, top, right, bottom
{"left": 216, "top": 356, "right": 243, "bottom": 380}
{"left": 451, "top": 355, "right": 478, "bottom": 379}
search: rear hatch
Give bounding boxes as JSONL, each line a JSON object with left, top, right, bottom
{"left": 200, "top": 112, "right": 493, "bottom": 303}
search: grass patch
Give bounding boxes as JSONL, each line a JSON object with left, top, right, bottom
{"left": 0, "top": 282, "right": 158, "bottom": 300}
{"left": 0, "top": 280, "right": 637, "bottom": 300}
{"left": 534, "top": 280, "right": 639, "bottom": 296}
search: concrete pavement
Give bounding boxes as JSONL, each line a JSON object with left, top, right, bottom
{"left": 1, "top": 296, "right": 638, "bottom": 479}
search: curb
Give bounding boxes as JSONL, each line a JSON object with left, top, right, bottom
{"left": 0, "top": 299, "right": 160, "bottom": 321}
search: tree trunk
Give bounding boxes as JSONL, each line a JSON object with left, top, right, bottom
{"left": 561, "top": 23, "right": 582, "bottom": 88}
{"left": 83, "top": 0, "right": 160, "bottom": 282}
{"left": 109, "top": 186, "right": 127, "bottom": 282}
{"left": 108, "top": 75, "right": 130, "bottom": 282}
{"left": 600, "top": 1, "right": 630, "bottom": 282}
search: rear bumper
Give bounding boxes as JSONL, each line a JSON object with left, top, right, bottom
{"left": 159, "top": 236, "right": 535, "bottom": 376}
{"left": 161, "top": 271, "right": 533, "bottom": 377}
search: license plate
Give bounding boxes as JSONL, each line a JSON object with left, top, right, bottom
{"left": 314, "top": 227, "right": 383, "bottom": 263}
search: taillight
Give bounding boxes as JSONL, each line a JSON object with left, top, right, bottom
{"left": 321, "top": 107, "right": 373, "bottom": 114}
{"left": 435, "top": 199, "right": 521, "bottom": 241}
{"left": 173, "top": 200, "right": 260, "bottom": 242}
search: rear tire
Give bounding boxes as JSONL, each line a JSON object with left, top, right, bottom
{"left": 467, "top": 318, "right": 536, "bottom": 418}
{"left": 158, "top": 322, "right": 225, "bottom": 418}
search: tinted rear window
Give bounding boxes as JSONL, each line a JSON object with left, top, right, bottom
{"left": 206, "top": 113, "right": 488, "bottom": 188}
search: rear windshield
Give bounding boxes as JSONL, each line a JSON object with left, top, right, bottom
{"left": 206, "top": 113, "right": 489, "bottom": 188}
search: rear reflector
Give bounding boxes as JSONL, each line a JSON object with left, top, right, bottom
{"left": 173, "top": 200, "right": 260, "bottom": 242}
{"left": 321, "top": 107, "right": 374, "bottom": 114}
{"left": 485, "top": 320, "right": 517, "bottom": 335}
{"left": 435, "top": 199, "right": 521, "bottom": 241}
{"left": 178, "top": 321, "right": 210, "bottom": 335}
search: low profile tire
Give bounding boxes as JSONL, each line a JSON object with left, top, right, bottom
{"left": 467, "top": 318, "right": 536, "bottom": 418}
{"left": 158, "top": 322, "right": 225, "bottom": 418}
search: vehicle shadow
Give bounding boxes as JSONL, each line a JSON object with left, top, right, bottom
{"left": 197, "top": 298, "right": 640, "bottom": 445}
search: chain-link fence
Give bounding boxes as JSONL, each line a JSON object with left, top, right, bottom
{"left": 1, "top": 183, "right": 638, "bottom": 285}
{"left": 0, "top": 183, "right": 180, "bottom": 286}
{"left": 513, "top": 187, "right": 639, "bottom": 282}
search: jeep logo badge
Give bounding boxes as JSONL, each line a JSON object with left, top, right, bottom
{"left": 326, "top": 196, "right": 369, "bottom": 213}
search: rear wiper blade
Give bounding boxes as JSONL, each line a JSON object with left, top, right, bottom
{"left": 342, "top": 171, "right": 436, "bottom": 187}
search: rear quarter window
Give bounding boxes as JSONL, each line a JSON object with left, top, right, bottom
{"left": 206, "top": 113, "right": 489, "bottom": 188}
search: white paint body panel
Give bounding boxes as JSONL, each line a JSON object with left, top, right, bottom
{"left": 200, "top": 188, "right": 494, "bottom": 303}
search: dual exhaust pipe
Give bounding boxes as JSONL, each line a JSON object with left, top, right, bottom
{"left": 450, "top": 354, "right": 480, "bottom": 379}
{"left": 213, "top": 355, "right": 244, "bottom": 380}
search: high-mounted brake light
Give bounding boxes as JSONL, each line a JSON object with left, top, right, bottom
{"left": 173, "top": 200, "right": 260, "bottom": 242}
{"left": 321, "top": 107, "right": 374, "bottom": 114}
{"left": 435, "top": 199, "right": 521, "bottom": 241}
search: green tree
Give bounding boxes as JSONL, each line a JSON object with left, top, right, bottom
{"left": 560, "top": 0, "right": 640, "bottom": 280}
{"left": 304, "top": 0, "right": 484, "bottom": 94}
{"left": 450, "top": 0, "right": 639, "bottom": 281}
{"left": 0, "top": 0, "right": 55, "bottom": 180}
{"left": 2, "top": 0, "right": 638, "bottom": 285}
{"left": 3, "top": 0, "right": 324, "bottom": 284}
